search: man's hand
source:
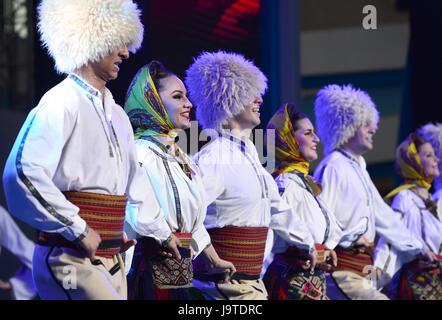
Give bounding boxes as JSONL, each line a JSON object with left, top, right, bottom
{"left": 202, "top": 244, "right": 236, "bottom": 282}
{"left": 79, "top": 228, "right": 101, "bottom": 260}
{"left": 120, "top": 232, "right": 137, "bottom": 253}
{"left": 208, "top": 258, "right": 236, "bottom": 279}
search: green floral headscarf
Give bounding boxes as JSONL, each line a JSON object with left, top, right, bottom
{"left": 124, "top": 64, "right": 177, "bottom": 139}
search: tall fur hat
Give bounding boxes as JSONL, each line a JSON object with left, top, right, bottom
{"left": 38, "top": 0, "right": 144, "bottom": 74}
{"left": 314, "top": 84, "right": 379, "bottom": 155}
{"left": 417, "top": 122, "right": 442, "bottom": 189}
{"left": 184, "top": 51, "right": 268, "bottom": 131}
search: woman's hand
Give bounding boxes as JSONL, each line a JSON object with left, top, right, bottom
{"left": 418, "top": 249, "right": 437, "bottom": 267}
{"left": 322, "top": 249, "right": 338, "bottom": 271}
{"left": 305, "top": 248, "right": 318, "bottom": 271}
{"left": 160, "top": 233, "right": 182, "bottom": 260}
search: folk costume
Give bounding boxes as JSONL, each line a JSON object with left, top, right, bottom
{"left": 124, "top": 64, "right": 212, "bottom": 300}
{"left": 375, "top": 134, "right": 442, "bottom": 300}
{"left": 262, "top": 103, "right": 348, "bottom": 300}
{"left": 185, "top": 51, "right": 312, "bottom": 300}
{"left": 1, "top": 0, "right": 165, "bottom": 300}
{"left": 313, "top": 84, "right": 424, "bottom": 300}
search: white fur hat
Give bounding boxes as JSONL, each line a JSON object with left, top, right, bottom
{"left": 38, "top": 0, "right": 144, "bottom": 74}
{"left": 184, "top": 51, "right": 268, "bottom": 131}
{"left": 417, "top": 122, "right": 442, "bottom": 189}
{"left": 314, "top": 84, "right": 379, "bottom": 155}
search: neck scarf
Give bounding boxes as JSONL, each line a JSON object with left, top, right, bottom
{"left": 266, "top": 103, "right": 310, "bottom": 177}
{"left": 124, "top": 65, "right": 177, "bottom": 140}
{"left": 385, "top": 134, "right": 433, "bottom": 200}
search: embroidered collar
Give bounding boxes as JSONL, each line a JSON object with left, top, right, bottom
{"left": 220, "top": 132, "right": 249, "bottom": 153}
{"left": 141, "top": 136, "right": 170, "bottom": 154}
{"left": 69, "top": 74, "right": 100, "bottom": 98}
{"left": 410, "top": 189, "right": 439, "bottom": 219}
{"left": 336, "top": 149, "right": 361, "bottom": 165}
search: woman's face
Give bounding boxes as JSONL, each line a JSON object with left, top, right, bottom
{"left": 294, "top": 117, "right": 320, "bottom": 162}
{"left": 158, "top": 75, "right": 192, "bottom": 130}
{"left": 418, "top": 142, "right": 440, "bottom": 179}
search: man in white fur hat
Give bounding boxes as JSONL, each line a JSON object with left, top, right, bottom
{"left": 2, "top": 0, "right": 175, "bottom": 300}
{"left": 418, "top": 122, "right": 442, "bottom": 201}
{"left": 185, "top": 51, "right": 314, "bottom": 300}
{"left": 313, "top": 84, "right": 432, "bottom": 300}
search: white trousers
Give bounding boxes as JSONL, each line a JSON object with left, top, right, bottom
{"left": 193, "top": 278, "right": 268, "bottom": 300}
{"left": 0, "top": 206, "right": 36, "bottom": 299}
{"left": 33, "top": 245, "right": 127, "bottom": 300}
{"left": 330, "top": 271, "right": 389, "bottom": 300}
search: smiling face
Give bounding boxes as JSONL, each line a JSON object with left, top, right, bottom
{"left": 418, "top": 142, "right": 440, "bottom": 179}
{"left": 294, "top": 117, "right": 320, "bottom": 162}
{"left": 158, "top": 75, "right": 192, "bottom": 130}
{"left": 91, "top": 45, "right": 129, "bottom": 82}
{"left": 229, "top": 96, "right": 263, "bottom": 131}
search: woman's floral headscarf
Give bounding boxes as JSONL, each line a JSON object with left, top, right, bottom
{"left": 124, "top": 64, "right": 177, "bottom": 140}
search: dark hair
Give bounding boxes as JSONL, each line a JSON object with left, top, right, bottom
{"left": 411, "top": 132, "right": 428, "bottom": 152}
{"left": 148, "top": 60, "right": 174, "bottom": 91}
{"left": 285, "top": 102, "right": 309, "bottom": 131}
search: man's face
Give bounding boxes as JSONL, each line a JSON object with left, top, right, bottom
{"left": 231, "top": 96, "right": 263, "bottom": 130}
{"left": 91, "top": 45, "right": 130, "bottom": 82}
{"left": 352, "top": 124, "right": 377, "bottom": 154}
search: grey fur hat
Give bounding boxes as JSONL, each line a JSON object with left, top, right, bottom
{"left": 184, "top": 51, "right": 267, "bottom": 131}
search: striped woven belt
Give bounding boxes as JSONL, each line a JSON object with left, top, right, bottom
{"left": 198, "top": 226, "right": 268, "bottom": 277}
{"left": 38, "top": 191, "right": 127, "bottom": 258}
{"left": 333, "top": 244, "right": 375, "bottom": 277}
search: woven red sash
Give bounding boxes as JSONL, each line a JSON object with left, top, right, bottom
{"left": 38, "top": 191, "right": 127, "bottom": 258}
{"left": 333, "top": 244, "right": 374, "bottom": 277}
{"left": 205, "top": 226, "right": 268, "bottom": 276}
{"left": 315, "top": 244, "right": 325, "bottom": 262}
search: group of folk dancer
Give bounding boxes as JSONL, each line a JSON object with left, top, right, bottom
{"left": 1, "top": 0, "right": 441, "bottom": 300}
